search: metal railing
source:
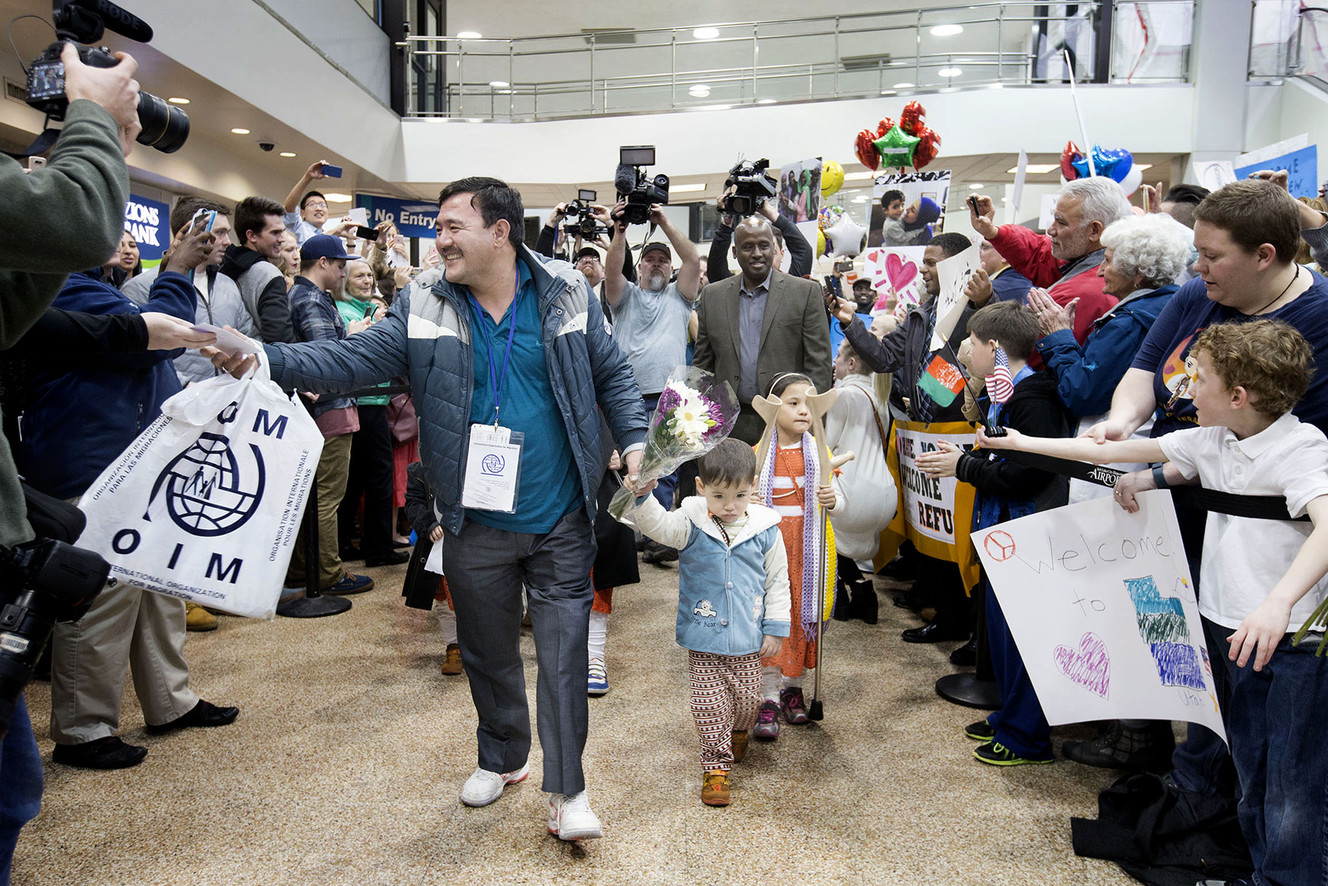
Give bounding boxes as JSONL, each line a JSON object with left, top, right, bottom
{"left": 1250, "top": 0, "right": 1328, "bottom": 81}
{"left": 403, "top": 2, "right": 1194, "bottom": 121}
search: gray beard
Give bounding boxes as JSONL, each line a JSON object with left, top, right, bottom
{"left": 643, "top": 272, "right": 668, "bottom": 292}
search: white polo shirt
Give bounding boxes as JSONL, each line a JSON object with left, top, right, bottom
{"left": 1159, "top": 414, "right": 1328, "bottom": 631}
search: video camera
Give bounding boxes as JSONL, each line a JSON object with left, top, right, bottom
{"left": 614, "top": 145, "right": 669, "bottom": 226}
{"left": 24, "top": 0, "right": 190, "bottom": 153}
{"left": 0, "top": 538, "right": 110, "bottom": 740}
{"left": 562, "top": 188, "right": 606, "bottom": 240}
{"left": 723, "top": 158, "right": 777, "bottom": 217}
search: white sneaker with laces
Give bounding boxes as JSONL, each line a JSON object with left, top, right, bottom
{"left": 459, "top": 762, "right": 529, "bottom": 807}
{"left": 587, "top": 658, "right": 609, "bottom": 696}
{"left": 547, "top": 790, "right": 602, "bottom": 841}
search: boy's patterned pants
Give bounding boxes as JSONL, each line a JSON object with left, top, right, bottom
{"left": 689, "top": 650, "right": 762, "bottom": 772}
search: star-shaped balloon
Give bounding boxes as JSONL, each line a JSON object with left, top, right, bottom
{"left": 825, "top": 214, "right": 866, "bottom": 258}
{"left": 873, "top": 124, "right": 921, "bottom": 170}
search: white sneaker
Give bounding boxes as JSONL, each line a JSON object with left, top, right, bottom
{"left": 547, "top": 790, "right": 602, "bottom": 841}
{"left": 587, "top": 658, "right": 609, "bottom": 696}
{"left": 459, "top": 762, "right": 529, "bottom": 807}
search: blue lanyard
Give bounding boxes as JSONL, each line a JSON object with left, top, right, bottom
{"left": 468, "top": 274, "right": 521, "bottom": 426}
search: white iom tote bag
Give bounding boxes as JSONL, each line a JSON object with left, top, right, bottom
{"left": 77, "top": 358, "right": 323, "bottom": 619}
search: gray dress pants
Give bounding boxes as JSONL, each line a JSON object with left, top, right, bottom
{"left": 442, "top": 508, "right": 596, "bottom": 796}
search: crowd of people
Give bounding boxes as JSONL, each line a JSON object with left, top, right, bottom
{"left": 3, "top": 46, "right": 1328, "bottom": 886}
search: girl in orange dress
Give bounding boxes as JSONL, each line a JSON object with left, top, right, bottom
{"left": 752, "top": 373, "right": 841, "bottom": 740}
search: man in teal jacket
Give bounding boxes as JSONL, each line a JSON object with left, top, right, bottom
{"left": 220, "top": 177, "right": 648, "bottom": 843}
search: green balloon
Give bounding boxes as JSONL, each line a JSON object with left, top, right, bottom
{"left": 873, "top": 124, "right": 921, "bottom": 170}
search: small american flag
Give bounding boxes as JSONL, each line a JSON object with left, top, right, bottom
{"left": 986, "top": 345, "right": 1015, "bottom": 404}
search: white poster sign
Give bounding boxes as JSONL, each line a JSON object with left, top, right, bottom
{"left": 931, "top": 241, "right": 979, "bottom": 351}
{"left": 862, "top": 246, "right": 926, "bottom": 313}
{"left": 973, "top": 491, "right": 1226, "bottom": 742}
{"left": 1191, "top": 160, "right": 1237, "bottom": 192}
{"left": 895, "top": 424, "right": 974, "bottom": 545}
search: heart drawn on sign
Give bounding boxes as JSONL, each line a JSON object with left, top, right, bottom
{"left": 884, "top": 253, "right": 918, "bottom": 293}
{"left": 1054, "top": 632, "right": 1110, "bottom": 698}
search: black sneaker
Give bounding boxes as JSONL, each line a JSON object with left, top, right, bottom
{"left": 964, "top": 719, "right": 995, "bottom": 741}
{"left": 949, "top": 638, "right": 978, "bottom": 667}
{"left": 364, "top": 549, "right": 410, "bottom": 567}
{"left": 973, "top": 741, "right": 1053, "bottom": 767}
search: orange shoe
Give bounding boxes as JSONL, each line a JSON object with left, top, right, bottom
{"left": 440, "top": 643, "right": 463, "bottom": 675}
{"left": 731, "top": 730, "right": 750, "bottom": 763}
{"left": 701, "top": 770, "right": 730, "bottom": 806}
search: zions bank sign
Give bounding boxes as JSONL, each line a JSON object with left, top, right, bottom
{"left": 124, "top": 194, "right": 171, "bottom": 264}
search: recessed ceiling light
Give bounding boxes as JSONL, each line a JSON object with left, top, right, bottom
{"left": 1000, "top": 196, "right": 1008, "bottom": 202}
{"left": 852, "top": 196, "right": 870, "bottom": 203}
{"left": 843, "top": 171, "right": 877, "bottom": 181}
{"left": 671, "top": 183, "right": 706, "bottom": 193}
{"left": 456, "top": 31, "right": 481, "bottom": 39}
{"left": 489, "top": 80, "right": 509, "bottom": 88}
{"left": 697, "top": 104, "right": 732, "bottom": 112}
{"left": 688, "top": 84, "right": 711, "bottom": 97}
{"left": 693, "top": 27, "right": 719, "bottom": 40}
{"left": 231, "top": 128, "right": 250, "bottom": 135}
{"left": 466, "top": 117, "right": 485, "bottom": 123}
{"left": 167, "top": 97, "right": 190, "bottom": 105}
{"left": 880, "top": 90, "right": 896, "bottom": 96}
{"left": 1006, "top": 164, "right": 1061, "bottom": 174}
{"left": 756, "top": 98, "right": 776, "bottom": 105}
{"left": 930, "top": 24, "right": 964, "bottom": 37}
{"left": 325, "top": 193, "right": 353, "bottom": 203}
{"left": 969, "top": 183, "right": 985, "bottom": 190}
{"left": 892, "top": 82, "right": 914, "bottom": 89}
{"left": 279, "top": 152, "right": 297, "bottom": 158}
{"left": 938, "top": 67, "right": 963, "bottom": 78}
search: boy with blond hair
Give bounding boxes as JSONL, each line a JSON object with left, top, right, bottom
{"left": 979, "top": 319, "right": 1328, "bottom": 886}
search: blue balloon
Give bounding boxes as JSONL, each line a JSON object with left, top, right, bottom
{"left": 1070, "top": 145, "right": 1134, "bottom": 183}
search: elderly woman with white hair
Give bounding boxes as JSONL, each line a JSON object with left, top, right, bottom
{"left": 1028, "top": 212, "right": 1194, "bottom": 419}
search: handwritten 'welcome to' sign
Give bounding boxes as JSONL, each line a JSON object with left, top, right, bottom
{"left": 973, "top": 490, "right": 1226, "bottom": 743}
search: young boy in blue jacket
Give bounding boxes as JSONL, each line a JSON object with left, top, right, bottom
{"left": 621, "top": 438, "right": 791, "bottom": 807}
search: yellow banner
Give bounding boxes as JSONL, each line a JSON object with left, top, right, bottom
{"left": 872, "top": 419, "right": 980, "bottom": 592}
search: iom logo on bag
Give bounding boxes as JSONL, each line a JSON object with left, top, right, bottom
{"left": 146, "top": 402, "right": 274, "bottom": 537}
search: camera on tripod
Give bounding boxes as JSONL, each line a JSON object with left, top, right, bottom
{"left": 614, "top": 145, "right": 669, "bottom": 226}
{"left": 0, "top": 537, "right": 111, "bottom": 739}
{"left": 562, "top": 188, "right": 605, "bottom": 240}
{"left": 24, "top": 0, "right": 190, "bottom": 153}
{"left": 723, "top": 158, "right": 777, "bottom": 217}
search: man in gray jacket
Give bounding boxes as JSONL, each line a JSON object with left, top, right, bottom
{"left": 218, "top": 195, "right": 293, "bottom": 343}
{"left": 207, "top": 176, "right": 648, "bottom": 844}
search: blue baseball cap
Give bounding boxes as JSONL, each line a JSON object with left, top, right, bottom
{"left": 300, "top": 233, "right": 358, "bottom": 263}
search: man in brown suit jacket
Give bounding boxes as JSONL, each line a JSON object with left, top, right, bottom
{"left": 693, "top": 216, "right": 833, "bottom": 444}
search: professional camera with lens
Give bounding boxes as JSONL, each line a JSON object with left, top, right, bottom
{"left": 0, "top": 538, "right": 110, "bottom": 739}
{"left": 24, "top": 0, "right": 190, "bottom": 153}
{"left": 614, "top": 145, "right": 670, "bottom": 226}
{"left": 562, "top": 188, "right": 606, "bottom": 240}
{"left": 723, "top": 158, "right": 777, "bottom": 217}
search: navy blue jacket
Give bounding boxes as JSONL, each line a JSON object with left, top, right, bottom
{"left": 22, "top": 270, "right": 196, "bottom": 499}
{"left": 1035, "top": 284, "right": 1177, "bottom": 419}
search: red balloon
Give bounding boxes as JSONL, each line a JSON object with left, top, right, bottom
{"left": 913, "top": 127, "right": 941, "bottom": 170}
{"left": 876, "top": 117, "right": 896, "bottom": 138}
{"left": 1060, "top": 140, "right": 1082, "bottom": 181}
{"left": 855, "top": 129, "right": 880, "bottom": 171}
{"left": 900, "top": 101, "right": 926, "bottom": 135}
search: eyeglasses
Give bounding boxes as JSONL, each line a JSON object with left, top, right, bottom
{"left": 304, "top": 201, "right": 328, "bottom": 210}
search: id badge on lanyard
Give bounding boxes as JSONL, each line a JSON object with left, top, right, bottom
{"left": 461, "top": 279, "right": 524, "bottom": 514}
{"left": 462, "top": 424, "right": 523, "bottom": 513}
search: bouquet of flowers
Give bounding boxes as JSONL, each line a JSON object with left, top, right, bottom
{"left": 608, "top": 366, "right": 739, "bottom": 521}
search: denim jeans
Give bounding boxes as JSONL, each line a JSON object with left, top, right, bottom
{"left": 1213, "top": 618, "right": 1328, "bottom": 886}
{"left": 0, "top": 695, "right": 43, "bottom": 886}
{"left": 1169, "top": 616, "right": 1239, "bottom": 795}
{"left": 985, "top": 578, "right": 1053, "bottom": 760}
